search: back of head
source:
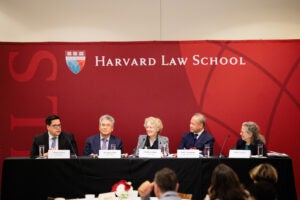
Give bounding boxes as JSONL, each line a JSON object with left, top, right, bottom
{"left": 249, "top": 163, "right": 278, "bottom": 184}
{"left": 209, "top": 164, "right": 248, "bottom": 200}
{"left": 154, "top": 168, "right": 178, "bottom": 193}
{"left": 248, "top": 181, "right": 277, "bottom": 200}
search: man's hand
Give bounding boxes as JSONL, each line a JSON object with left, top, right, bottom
{"left": 138, "top": 180, "right": 154, "bottom": 197}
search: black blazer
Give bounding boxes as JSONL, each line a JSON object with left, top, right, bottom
{"left": 30, "top": 131, "right": 78, "bottom": 158}
{"left": 236, "top": 138, "right": 267, "bottom": 156}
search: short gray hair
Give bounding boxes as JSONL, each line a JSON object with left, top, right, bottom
{"left": 99, "top": 114, "right": 115, "bottom": 125}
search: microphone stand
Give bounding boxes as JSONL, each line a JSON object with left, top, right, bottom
{"left": 219, "top": 134, "right": 230, "bottom": 158}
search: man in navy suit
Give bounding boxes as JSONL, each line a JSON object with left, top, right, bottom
{"left": 30, "top": 114, "right": 78, "bottom": 158}
{"left": 83, "top": 114, "right": 123, "bottom": 157}
{"left": 178, "top": 113, "right": 215, "bottom": 155}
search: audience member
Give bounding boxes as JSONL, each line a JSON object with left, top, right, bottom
{"left": 248, "top": 163, "right": 278, "bottom": 200}
{"left": 236, "top": 121, "right": 267, "bottom": 156}
{"left": 134, "top": 116, "right": 169, "bottom": 157}
{"left": 30, "top": 114, "right": 78, "bottom": 158}
{"left": 83, "top": 114, "right": 123, "bottom": 157}
{"left": 138, "top": 167, "right": 181, "bottom": 200}
{"left": 178, "top": 113, "right": 215, "bottom": 155}
{"left": 204, "top": 163, "right": 249, "bottom": 200}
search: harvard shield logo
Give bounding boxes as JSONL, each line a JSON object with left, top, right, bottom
{"left": 65, "top": 50, "right": 86, "bottom": 74}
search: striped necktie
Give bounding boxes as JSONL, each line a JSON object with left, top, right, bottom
{"left": 101, "top": 138, "right": 107, "bottom": 150}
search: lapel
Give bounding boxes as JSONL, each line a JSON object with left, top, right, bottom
{"left": 93, "top": 134, "right": 101, "bottom": 152}
{"left": 43, "top": 132, "right": 50, "bottom": 151}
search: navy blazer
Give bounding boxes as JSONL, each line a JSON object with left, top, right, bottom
{"left": 30, "top": 131, "right": 78, "bottom": 158}
{"left": 178, "top": 130, "right": 215, "bottom": 154}
{"left": 236, "top": 138, "right": 267, "bottom": 156}
{"left": 83, "top": 134, "right": 123, "bottom": 155}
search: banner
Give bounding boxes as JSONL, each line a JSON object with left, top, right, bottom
{"left": 0, "top": 40, "right": 299, "bottom": 188}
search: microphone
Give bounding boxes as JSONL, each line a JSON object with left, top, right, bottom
{"left": 64, "top": 133, "right": 78, "bottom": 158}
{"left": 219, "top": 134, "right": 231, "bottom": 158}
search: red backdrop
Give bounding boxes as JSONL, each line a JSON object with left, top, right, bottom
{"left": 0, "top": 40, "right": 299, "bottom": 196}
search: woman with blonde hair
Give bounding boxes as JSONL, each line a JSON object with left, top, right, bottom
{"left": 134, "top": 116, "right": 169, "bottom": 157}
{"left": 236, "top": 121, "right": 267, "bottom": 156}
{"left": 248, "top": 163, "right": 278, "bottom": 200}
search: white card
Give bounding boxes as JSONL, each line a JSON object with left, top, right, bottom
{"left": 139, "top": 149, "right": 161, "bottom": 158}
{"left": 177, "top": 149, "right": 200, "bottom": 158}
{"left": 98, "top": 150, "right": 121, "bottom": 158}
{"left": 48, "top": 149, "right": 70, "bottom": 159}
{"left": 229, "top": 149, "right": 251, "bottom": 158}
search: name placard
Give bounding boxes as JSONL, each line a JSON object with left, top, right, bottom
{"left": 229, "top": 149, "right": 251, "bottom": 158}
{"left": 98, "top": 150, "right": 121, "bottom": 158}
{"left": 139, "top": 149, "right": 161, "bottom": 158}
{"left": 177, "top": 149, "right": 200, "bottom": 158}
{"left": 48, "top": 150, "right": 70, "bottom": 159}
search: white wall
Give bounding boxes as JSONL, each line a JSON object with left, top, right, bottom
{"left": 0, "top": 0, "right": 299, "bottom": 41}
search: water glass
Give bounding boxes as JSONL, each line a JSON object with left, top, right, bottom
{"left": 161, "top": 144, "right": 168, "bottom": 157}
{"left": 204, "top": 144, "right": 210, "bottom": 157}
{"left": 257, "top": 144, "right": 263, "bottom": 157}
{"left": 110, "top": 144, "right": 116, "bottom": 150}
{"left": 39, "top": 145, "right": 45, "bottom": 158}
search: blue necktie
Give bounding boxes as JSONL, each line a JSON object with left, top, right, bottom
{"left": 51, "top": 137, "right": 57, "bottom": 149}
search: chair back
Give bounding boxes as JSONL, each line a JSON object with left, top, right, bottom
{"left": 178, "top": 192, "right": 193, "bottom": 200}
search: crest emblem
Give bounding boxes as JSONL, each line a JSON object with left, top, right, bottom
{"left": 65, "top": 50, "right": 86, "bottom": 74}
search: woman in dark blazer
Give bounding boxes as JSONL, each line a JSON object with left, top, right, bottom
{"left": 236, "top": 121, "right": 267, "bottom": 156}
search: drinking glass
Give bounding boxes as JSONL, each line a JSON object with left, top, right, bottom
{"left": 39, "top": 145, "right": 45, "bottom": 158}
{"left": 204, "top": 144, "right": 210, "bottom": 157}
{"left": 257, "top": 144, "right": 263, "bottom": 157}
{"left": 110, "top": 144, "right": 116, "bottom": 150}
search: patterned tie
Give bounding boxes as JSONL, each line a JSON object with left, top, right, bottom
{"left": 101, "top": 139, "right": 107, "bottom": 150}
{"left": 51, "top": 137, "right": 57, "bottom": 149}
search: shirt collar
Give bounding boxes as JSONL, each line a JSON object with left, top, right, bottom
{"left": 194, "top": 129, "right": 204, "bottom": 136}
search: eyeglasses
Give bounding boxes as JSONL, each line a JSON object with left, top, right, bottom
{"left": 51, "top": 124, "right": 61, "bottom": 128}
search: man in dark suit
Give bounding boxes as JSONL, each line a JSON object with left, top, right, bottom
{"left": 178, "top": 113, "right": 215, "bottom": 155}
{"left": 30, "top": 115, "right": 78, "bottom": 158}
{"left": 83, "top": 114, "right": 123, "bottom": 157}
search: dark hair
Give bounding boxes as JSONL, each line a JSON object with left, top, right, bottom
{"left": 248, "top": 181, "right": 277, "bottom": 200}
{"left": 45, "top": 115, "right": 60, "bottom": 125}
{"left": 208, "top": 164, "right": 249, "bottom": 200}
{"left": 154, "top": 168, "right": 178, "bottom": 193}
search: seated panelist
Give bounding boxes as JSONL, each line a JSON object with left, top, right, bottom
{"left": 236, "top": 121, "right": 267, "bottom": 156}
{"left": 83, "top": 114, "right": 123, "bottom": 157}
{"left": 178, "top": 113, "right": 215, "bottom": 155}
{"left": 134, "top": 116, "right": 169, "bottom": 157}
{"left": 30, "top": 114, "right": 78, "bottom": 158}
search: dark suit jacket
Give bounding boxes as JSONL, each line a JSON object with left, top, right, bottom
{"left": 178, "top": 130, "right": 215, "bottom": 154}
{"left": 30, "top": 131, "right": 78, "bottom": 158}
{"left": 236, "top": 138, "right": 267, "bottom": 156}
{"left": 83, "top": 134, "right": 123, "bottom": 155}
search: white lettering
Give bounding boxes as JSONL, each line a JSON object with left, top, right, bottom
{"left": 219, "top": 57, "right": 228, "bottom": 65}
{"left": 192, "top": 55, "right": 246, "bottom": 66}
{"left": 95, "top": 56, "right": 105, "bottom": 67}
{"left": 161, "top": 55, "right": 188, "bottom": 66}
